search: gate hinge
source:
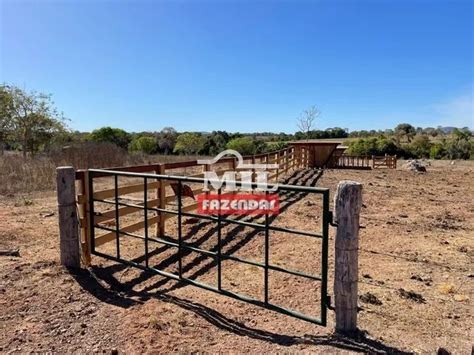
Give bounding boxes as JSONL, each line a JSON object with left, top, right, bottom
{"left": 328, "top": 211, "right": 338, "bottom": 227}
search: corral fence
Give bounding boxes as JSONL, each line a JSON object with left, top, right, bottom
{"left": 56, "top": 146, "right": 364, "bottom": 332}
{"left": 334, "top": 155, "right": 372, "bottom": 169}
{"left": 333, "top": 154, "right": 397, "bottom": 170}
{"left": 74, "top": 147, "right": 303, "bottom": 263}
{"left": 372, "top": 154, "right": 397, "bottom": 169}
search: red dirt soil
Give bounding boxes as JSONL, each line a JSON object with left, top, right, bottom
{"left": 0, "top": 160, "right": 472, "bottom": 353}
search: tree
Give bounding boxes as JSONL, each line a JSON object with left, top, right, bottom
{"left": 452, "top": 127, "right": 472, "bottom": 142}
{"left": 297, "top": 105, "right": 320, "bottom": 140}
{"left": 226, "top": 137, "right": 256, "bottom": 155}
{"left": 88, "top": 127, "right": 131, "bottom": 150}
{"left": 173, "top": 132, "right": 206, "bottom": 155}
{"left": 202, "top": 131, "right": 230, "bottom": 155}
{"left": 157, "top": 127, "right": 178, "bottom": 154}
{"left": 0, "top": 85, "right": 14, "bottom": 155}
{"left": 4, "top": 85, "right": 66, "bottom": 157}
{"left": 129, "top": 136, "right": 156, "bottom": 154}
{"left": 394, "top": 123, "right": 416, "bottom": 143}
{"left": 409, "top": 134, "right": 432, "bottom": 158}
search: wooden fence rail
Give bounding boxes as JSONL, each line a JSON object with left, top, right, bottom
{"left": 71, "top": 147, "right": 395, "bottom": 265}
{"left": 335, "top": 155, "right": 371, "bottom": 169}
{"left": 74, "top": 147, "right": 301, "bottom": 265}
{"left": 372, "top": 154, "right": 397, "bottom": 169}
{"left": 335, "top": 154, "right": 397, "bottom": 170}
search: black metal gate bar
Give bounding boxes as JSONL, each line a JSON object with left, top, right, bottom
{"left": 264, "top": 190, "right": 270, "bottom": 304}
{"left": 88, "top": 168, "right": 330, "bottom": 326}
{"left": 217, "top": 188, "right": 222, "bottom": 291}
{"left": 144, "top": 177, "right": 149, "bottom": 268}
{"left": 93, "top": 197, "right": 325, "bottom": 240}
{"left": 114, "top": 175, "right": 120, "bottom": 259}
{"left": 177, "top": 181, "right": 183, "bottom": 278}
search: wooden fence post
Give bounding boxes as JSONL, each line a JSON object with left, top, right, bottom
{"left": 334, "top": 180, "right": 362, "bottom": 333}
{"left": 56, "top": 166, "right": 80, "bottom": 269}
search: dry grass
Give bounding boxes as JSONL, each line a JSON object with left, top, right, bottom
{"left": 0, "top": 143, "right": 203, "bottom": 195}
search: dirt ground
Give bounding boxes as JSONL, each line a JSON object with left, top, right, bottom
{"left": 0, "top": 160, "right": 472, "bottom": 354}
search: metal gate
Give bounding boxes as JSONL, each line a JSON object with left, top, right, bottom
{"left": 87, "top": 168, "right": 330, "bottom": 325}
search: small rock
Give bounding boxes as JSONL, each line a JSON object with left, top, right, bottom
{"left": 453, "top": 294, "right": 469, "bottom": 302}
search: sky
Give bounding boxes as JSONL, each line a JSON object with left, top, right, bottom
{"left": 1, "top": 0, "right": 472, "bottom": 133}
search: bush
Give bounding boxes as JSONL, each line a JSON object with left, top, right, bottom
{"left": 346, "top": 138, "right": 380, "bottom": 156}
{"left": 129, "top": 136, "right": 157, "bottom": 154}
{"left": 429, "top": 143, "right": 446, "bottom": 159}
{"left": 226, "top": 137, "right": 256, "bottom": 155}
{"left": 408, "top": 135, "right": 432, "bottom": 158}
{"left": 265, "top": 141, "right": 288, "bottom": 152}
{"left": 445, "top": 139, "right": 472, "bottom": 160}
{"left": 88, "top": 127, "right": 131, "bottom": 149}
{"left": 173, "top": 133, "right": 206, "bottom": 155}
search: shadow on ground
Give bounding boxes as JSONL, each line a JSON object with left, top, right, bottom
{"left": 73, "top": 267, "right": 411, "bottom": 354}
{"left": 74, "top": 168, "right": 412, "bottom": 354}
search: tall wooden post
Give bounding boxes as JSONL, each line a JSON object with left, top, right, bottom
{"left": 56, "top": 167, "right": 80, "bottom": 269}
{"left": 334, "top": 181, "right": 362, "bottom": 333}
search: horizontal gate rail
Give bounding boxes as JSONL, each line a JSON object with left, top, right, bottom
{"left": 88, "top": 168, "right": 330, "bottom": 325}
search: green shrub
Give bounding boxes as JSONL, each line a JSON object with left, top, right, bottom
{"left": 129, "top": 136, "right": 156, "bottom": 154}
{"left": 408, "top": 135, "right": 432, "bottom": 158}
{"left": 173, "top": 133, "right": 206, "bottom": 155}
{"left": 226, "top": 137, "right": 257, "bottom": 155}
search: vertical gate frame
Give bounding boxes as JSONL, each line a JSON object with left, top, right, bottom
{"left": 86, "top": 168, "right": 330, "bottom": 326}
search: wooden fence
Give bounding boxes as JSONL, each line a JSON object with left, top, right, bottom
{"left": 72, "top": 146, "right": 391, "bottom": 264}
{"left": 334, "top": 154, "right": 397, "bottom": 170}
{"left": 74, "top": 147, "right": 302, "bottom": 265}
{"left": 372, "top": 154, "right": 397, "bottom": 169}
{"left": 334, "top": 155, "right": 371, "bottom": 169}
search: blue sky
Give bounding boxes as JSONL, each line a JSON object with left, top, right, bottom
{"left": 1, "top": 0, "right": 472, "bottom": 133}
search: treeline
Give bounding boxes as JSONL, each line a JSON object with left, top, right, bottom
{"left": 1, "top": 84, "right": 472, "bottom": 159}
{"left": 347, "top": 128, "right": 473, "bottom": 159}
{"left": 84, "top": 127, "right": 286, "bottom": 156}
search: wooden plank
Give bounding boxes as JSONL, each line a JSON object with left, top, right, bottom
{"left": 163, "top": 160, "right": 198, "bottom": 169}
{"left": 95, "top": 215, "right": 159, "bottom": 247}
{"left": 78, "top": 164, "right": 158, "bottom": 178}
{"left": 166, "top": 187, "right": 205, "bottom": 202}
{"left": 268, "top": 172, "right": 278, "bottom": 181}
{"left": 93, "top": 181, "right": 160, "bottom": 200}
{"left": 94, "top": 198, "right": 160, "bottom": 223}
{"left": 163, "top": 202, "right": 200, "bottom": 221}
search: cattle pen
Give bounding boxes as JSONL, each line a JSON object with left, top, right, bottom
{"left": 56, "top": 144, "right": 395, "bottom": 333}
